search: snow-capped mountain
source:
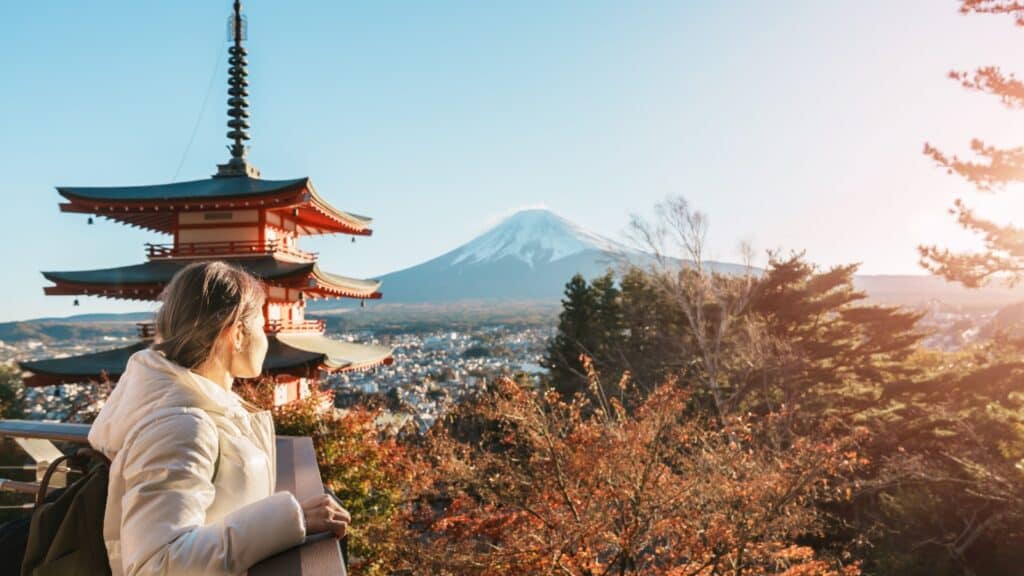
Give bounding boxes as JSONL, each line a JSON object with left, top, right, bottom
{"left": 311, "top": 209, "right": 741, "bottom": 305}
{"left": 446, "top": 209, "right": 638, "bottom": 268}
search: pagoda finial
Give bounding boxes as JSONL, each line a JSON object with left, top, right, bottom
{"left": 216, "top": 0, "right": 260, "bottom": 178}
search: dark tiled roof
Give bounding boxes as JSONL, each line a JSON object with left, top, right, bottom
{"left": 18, "top": 335, "right": 366, "bottom": 386}
{"left": 58, "top": 177, "right": 308, "bottom": 202}
{"left": 19, "top": 341, "right": 150, "bottom": 382}
{"left": 42, "top": 257, "right": 314, "bottom": 286}
{"left": 276, "top": 333, "right": 394, "bottom": 371}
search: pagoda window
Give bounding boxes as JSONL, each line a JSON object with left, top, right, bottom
{"left": 177, "top": 226, "right": 259, "bottom": 244}
{"left": 179, "top": 209, "right": 259, "bottom": 226}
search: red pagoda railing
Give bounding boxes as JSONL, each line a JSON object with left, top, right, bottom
{"left": 146, "top": 240, "right": 317, "bottom": 261}
{"left": 139, "top": 320, "right": 324, "bottom": 337}
{"left": 136, "top": 322, "right": 156, "bottom": 339}
{"left": 265, "top": 320, "right": 326, "bottom": 334}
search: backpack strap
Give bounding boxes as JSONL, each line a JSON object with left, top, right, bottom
{"left": 35, "top": 447, "right": 110, "bottom": 508}
{"left": 211, "top": 431, "right": 221, "bottom": 483}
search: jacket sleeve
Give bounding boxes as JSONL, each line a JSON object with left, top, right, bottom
{"left": 117, "top": 410, "right": 307, "bottom": 575}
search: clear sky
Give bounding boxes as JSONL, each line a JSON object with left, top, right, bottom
{"left": 3, "top": 0, "right": 1024, "bottom": 322}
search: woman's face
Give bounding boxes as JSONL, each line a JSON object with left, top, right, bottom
{"left": 229, "top": 306, "right": 269, "bottom": 379}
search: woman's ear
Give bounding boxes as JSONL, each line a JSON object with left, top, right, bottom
{"left": 220, "top": 321, "right": 241, "bottom": 354}
{"left": 232, "top": 321, "right": 245, "bottom": 353}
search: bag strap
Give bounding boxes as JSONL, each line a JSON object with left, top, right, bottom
{"left": 35, "top": 447, "right": 111, "bottom": 508}
{"left": 211, "top": 431, "right": 221, "bottom": 483}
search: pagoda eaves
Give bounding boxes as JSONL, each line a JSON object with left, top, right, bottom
{"left": 41, "top": 256, "right": 383, "bottom": 301}
{"left": 19, "top": 334, "right": 394, "bottom": 388}
{"left": 58, "top": 176, "right": 372, "bottom": 237}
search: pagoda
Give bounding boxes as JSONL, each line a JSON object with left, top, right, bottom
{"left": 19, "top": 1, "right": 393, "bottom": 405}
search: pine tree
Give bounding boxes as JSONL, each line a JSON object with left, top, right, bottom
{"left": 590, "top": 269, "right": 623, "bottom": 366}
{"left": 747, "top": 253, "right": 925, "bottom": 421}
{"left": 543, "top": 273, "right": 598, "bottom": 396}
{"left": 919, "top": 1, "right": 1024, "bottom": 287}
{"left": 618, "top": 267, "right": 686, "bottom": 390}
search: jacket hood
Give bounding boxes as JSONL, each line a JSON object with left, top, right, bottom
{"left": 88, "top": 347, "right": 247, "bottom": 458}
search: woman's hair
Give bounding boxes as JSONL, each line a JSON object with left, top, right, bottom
{"left": 153, "top": 261, "right": 267, "bottom": 369}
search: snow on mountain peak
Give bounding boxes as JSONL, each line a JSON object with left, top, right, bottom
{"left": 448, "top": 209, "right": 635, "bottom": 268}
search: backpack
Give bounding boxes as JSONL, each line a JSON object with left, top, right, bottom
{"left": 18, "top": 411, "right": 223, "bottom": 576}
{"left": 20, "top": 447, "right": 112, "bottom": 576}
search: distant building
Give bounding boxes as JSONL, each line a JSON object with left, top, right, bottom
{"left": 19, "top": 1, "right": 392, "bottom": 405}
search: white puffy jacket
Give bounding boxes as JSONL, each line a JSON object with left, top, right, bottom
{"left": 88, "top": 347, "right": 307, "bottom": 575}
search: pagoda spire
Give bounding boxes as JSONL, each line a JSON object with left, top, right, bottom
{"left": 216, "top": 0, "right": 260, "bottom": 178}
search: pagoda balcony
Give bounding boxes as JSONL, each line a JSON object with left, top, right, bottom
{"left": 145, "top": 240, "right": 317, "bottom": 262}
{"left": 266, "top": 319, "right": 326, "bottom": 334}
{"left": 0, "top": 420, "right": 348, "bottom": 575}
{"left": 136, "top": 322, "right": 156, "bottom": 339}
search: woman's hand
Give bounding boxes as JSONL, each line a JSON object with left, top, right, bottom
{"left": 301, "top": 493, "right": 351, "bottom": 539}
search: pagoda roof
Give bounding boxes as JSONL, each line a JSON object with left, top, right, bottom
{"left": 42, "top": 256, "right": 382, "bottom": 301}
{"left": 276, "top": 333, "right": 394, "bottom": 372}
{"left": 58, "top": 176, "right": 373, "bottom": 236}
{"left": 18, "top": 341, "right": 150, "bottom": 387}
{"left": 58, "top": 177, "right": 309, "bottom": 202}
{"left": 19, "top": 335, "right": 394, "bottom": 387}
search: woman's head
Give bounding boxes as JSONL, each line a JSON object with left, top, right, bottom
{"left": 153, "top": 261, "right": 268, "bottom": 378}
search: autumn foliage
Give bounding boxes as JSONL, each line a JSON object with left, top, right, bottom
{"left": 386, "top": 355, "right": 863, "bottom": 575}
{"left": 234, "top": 379, "right": 417, "bottom": 575}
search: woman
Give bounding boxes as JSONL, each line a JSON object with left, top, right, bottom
{"left": 88, "top": 261, "right": 350, "bottom": 575}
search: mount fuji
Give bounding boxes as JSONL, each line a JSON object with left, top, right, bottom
{"left": 315, "top": 209, "right": 744, "bottom": 305}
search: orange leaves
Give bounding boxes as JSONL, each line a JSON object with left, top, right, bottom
{"left": 959, "top": 0, "right": 1024, "bottom": 26}
{"left": 236, "top": 377, "right": 422, "bottom": 575}
{"left": 395, "top": 375, "right": 862, "bottom": 575}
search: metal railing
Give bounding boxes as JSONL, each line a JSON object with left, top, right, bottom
{"left": 0, "top": 420, "right": 346, "bottom": 575}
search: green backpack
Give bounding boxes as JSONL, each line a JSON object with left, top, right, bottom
{"left": 20, "top": 448, "right": 112, "bottom": 576}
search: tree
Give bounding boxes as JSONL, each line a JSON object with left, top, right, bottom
{"left": 628, "top": 196, "right": 759, "bottom": 425}
{"left": 841, "top": 338, "right": 1024, "bottom": 575}
{"left": 618, "top": 266, "right": 686, "bottom": 390}
{"left": 590, "top": 269, "right": 624, "bottom": 368}
{"left": 919, "top": 1, "right": 1024, "bottom": 287}
{"left": 543, "top": 273, "right": 599, "bottom": 396}
{"left": 746, "top": 253, "right": 925, "bottom": 426}
{"left": 0, "top": 364, "right": 25, "bottom": 419}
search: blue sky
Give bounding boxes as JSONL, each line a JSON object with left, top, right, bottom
{"left": 3, "top": 1, "right": 1024, "bottom": 322}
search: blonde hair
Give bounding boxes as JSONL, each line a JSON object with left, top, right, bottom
{"left": 153, "top": 261, "right": 267, "bottom": 369}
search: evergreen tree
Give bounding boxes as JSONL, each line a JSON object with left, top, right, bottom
{"left": 543, "top": 273, "right": 598, "bottom": 397}
{"left": 590, "top": 269, "right": 624, "bottom": 367}
{"left": 747, "top": 253, "right": 925, "bottom": 421}
{"left": 618, "top": 267, "right": 686, "bottom": 391}
{"left": 919, "top": 1, "right": 1024, "bottom": 286}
